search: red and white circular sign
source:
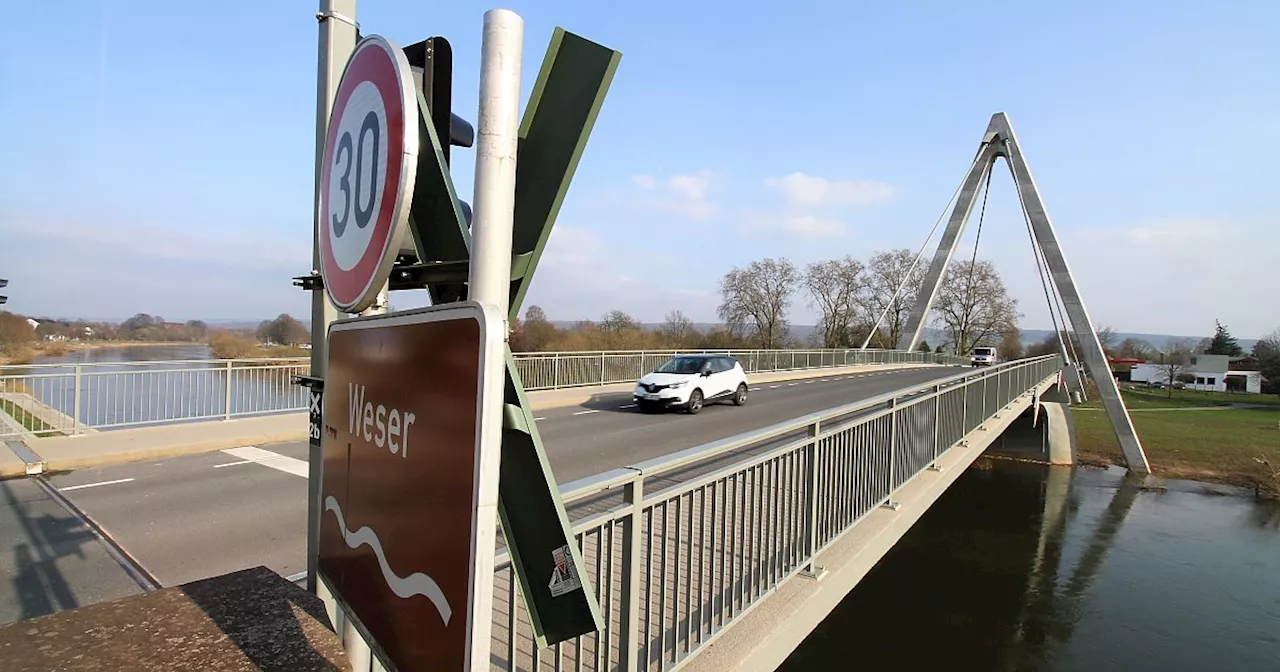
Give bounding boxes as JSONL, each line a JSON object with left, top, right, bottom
{"left": 319, "top": 35, "right": 418, "bottom": 313}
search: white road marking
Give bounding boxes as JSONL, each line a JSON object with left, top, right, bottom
{"left": 285, "top": 571, "right": 308, "bottom": 584}
{"left": 221, "top": 446, "right": 308, "bottom": 478}
{"left": 573, "top": 410, "right": 600, "bottom": 416}
{"left": 534, "top": 417, "right": 547, "bottom": 421}
{"left": 59, "top": 478, "right": 135, "bottom": 492}
{"left": 213, "top": 460, "right": 253, "bottom": 469}
{"left": 620, "top": 403, "right": 636, "bottom": 408}
{"left": 769, "top": 385, "right": 780, "bottom": 389}
{"left": 750, "top": 388, "right": 761, "bottom": 391}
{"left": 804, "top": 381, "right": 814, "bottom": 384}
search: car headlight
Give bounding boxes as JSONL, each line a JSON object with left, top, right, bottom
{"left": 668, "top": 381, "right": 687, "bottom": 389}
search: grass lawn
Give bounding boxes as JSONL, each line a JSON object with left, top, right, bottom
{"left": 0, "top": 397, "right": 57, "bottom": 436}
{"left": 1117, "top": 386, "right": 1280, "bottom": 408}
{"left": 1074, "top": 399, "right": 1280, "bottom": 496}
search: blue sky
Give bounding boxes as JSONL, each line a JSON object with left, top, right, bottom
{"left": 2, "top": 1, "right": 1277, "bottom": 338}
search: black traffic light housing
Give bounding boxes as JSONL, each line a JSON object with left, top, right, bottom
{"left": 0, "top": 278, "right": 7, "bottom": 305}
{"left": 390, "top": 36, "right": 476, "bottom": 303}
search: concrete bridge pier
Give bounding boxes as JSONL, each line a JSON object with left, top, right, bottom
{"left": 986, "top": 384, "right": 1077, "bottom": 466}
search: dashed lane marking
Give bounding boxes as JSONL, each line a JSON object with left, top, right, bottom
{"left": 59, "top": 478, "right": 135, "bottom": 492}
{"left": 213, "top": 460, "right": 253, "bottom": 468}
{"left": 620, "top": 404, "right": 637, "bottom": 408}
{"left": 573, "top": 410, "right": 600, "bottom": 416}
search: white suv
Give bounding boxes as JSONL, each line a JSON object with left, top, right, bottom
{"left": 634, "top": 355, "right": 749, "bottom": 414}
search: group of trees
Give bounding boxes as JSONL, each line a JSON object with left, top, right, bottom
{"left": 510, "top": 306, "right": 745, "bottom": 353}
{"left": 0, "top": 311, "right": 35, "bottom": 357}
{"left": 716, "top": 249, "right": 1020, "bottom": 353}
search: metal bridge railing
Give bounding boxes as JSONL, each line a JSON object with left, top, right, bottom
{"left": 0, "top": 349, "right": 966, "bottom": 438}
{"left": 512, "top": 348, "right": 968, "bottom": 391}
{"left": 0, "top": 359, "right": 310, "bottom": 439}
{"left": 488, "top": 355, "right": 1061, "bottom": 671}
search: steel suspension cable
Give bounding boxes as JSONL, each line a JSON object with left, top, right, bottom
{"left": 860, "top": 149, "right": 987, "bottom": 350}
{"left": 956, "top": 165, "right": 994, "bottom": 352}
{"left": 1009, "top": 163, "right": 1080, "bottom": 367}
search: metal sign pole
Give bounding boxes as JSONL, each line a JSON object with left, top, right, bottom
{"left": 307, "top": 0, "right": 357, "bottom": 594}
{"left": 465, "top": 8, "right": 524, "bottom": 667}
{"left": 469, "top": 9, "right": 523, "bottom": 318}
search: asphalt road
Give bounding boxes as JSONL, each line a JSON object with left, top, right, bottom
{"left": 32, "top": 366, "right": 960, "bottom": 594}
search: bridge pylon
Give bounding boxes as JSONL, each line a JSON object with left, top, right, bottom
{"left": 897, "top": 113, "right": 1151, "bottom": 475}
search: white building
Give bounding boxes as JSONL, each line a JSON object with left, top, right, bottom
{"left": 1129, "top": 353, "right": 1262, "bottom": 394}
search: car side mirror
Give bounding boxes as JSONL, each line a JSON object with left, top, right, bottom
{"left": 701, "top": 370, "right": 712, "bottom": 377}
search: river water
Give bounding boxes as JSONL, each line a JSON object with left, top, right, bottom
{"left": 781, "top": 461, "right": 1280, "bottom": 671}
{"left": 2, "top": 345, "right": 305, "bottom": 431}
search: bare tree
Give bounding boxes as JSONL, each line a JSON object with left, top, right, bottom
{"left": 1254, "top": 329, "right": 1280, "bottom": 394}
{"left": 862, "top": 249, "right": 924, "bottom": 348}
{"left": 1096, "top": 325, "right": 1118, "bottom": 356}
{"left": 932, "top": 260, "right": 1021, "bottom": 355}
{"left": 600, "top": 310, "right": 640, "bottom": 334}
{"left": 1155, "top": 338, "right": 1194, "bottom": 397}
{"left": 659, "top": 310, "right": 697, "bottom": 348}
{"left": 804, "top": 257, "right": 866, "bottom": 348}
{"left": 520, "top": 305, "right": 559, "bottom": 352}
{"left": 998, "top": 326, "right": 1024, "bottom": 361}
{"left": 717, "top": 258, "right": 799, "bottom": 349}
{"left": 1118, "top": 337, "right": 1154, "bottom": 360}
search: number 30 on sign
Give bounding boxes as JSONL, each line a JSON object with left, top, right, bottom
{"left": 318, "top": 35, "right": 419, "bottom": 314}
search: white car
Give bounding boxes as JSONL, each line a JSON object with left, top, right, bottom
{"left": 971, "top": 346, "right": 999, "bottom": 367}
{"left": 633, "top": 355, "right": 749, "bottom": 414}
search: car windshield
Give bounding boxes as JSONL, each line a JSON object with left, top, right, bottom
{"left": 974, "top": 348, "right": 994, "bottom": 356}
{"left": 655, "top": 356, "right": 709, "bottom": 374}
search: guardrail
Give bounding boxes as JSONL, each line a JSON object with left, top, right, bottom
{"left": 0, "top": 348, "right": 966, "bottom": 438}
{"left": 514, "top": 348, "right": 967, "bottom": 391}
{"left": 485, "top": 355, "right": 1061, "bottom": 671}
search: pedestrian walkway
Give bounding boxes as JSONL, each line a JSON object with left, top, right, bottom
{"left": 0, "top": 478, "right": 142, "bottom": 625}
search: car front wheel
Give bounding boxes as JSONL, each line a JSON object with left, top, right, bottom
{"left": 686, "top": 389, "right": 704, "bottom": 415}
{"left": 733, "top": 383, "right": 748, "bottom": 406}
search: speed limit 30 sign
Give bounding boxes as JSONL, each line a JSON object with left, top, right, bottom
{"left": 319, "top": 35, "right": 419, "bottom": 313}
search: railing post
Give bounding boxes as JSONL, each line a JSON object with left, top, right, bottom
{"left": 802, "top": 419, "right": 824, "bottom": 577}
{"left": 223, "top": 361, "right": 233, "bottom": 421}
{"left": 553, "top": 353, "right": 561, "bottom": 389}
{"left": 600, "top": 352, "right": 606, "bottom": 385}
{"left": 962, "top": 374, "right": 970, "bottom": 431}
{"left": 887, "top": 398, "right": 898, "bottom": 490}
{"left": 72, "top": 365, "right": 82, "bottom": 434}
{"left": 933, "top": 384, "right": 942, "bottom": 457}
{"left": 619, "top": 474, "right": 644, "bottom": 672}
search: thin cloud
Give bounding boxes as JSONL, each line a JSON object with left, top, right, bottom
{"left": 741, "top": 212, "right": 847, "bottom": 239}
{"left": 633, "top": 170, "right": 720, "bottom": 221}
{"left": 765, "top": 172, "right": 896, "bottom": 207}
{"left": 1123, "top": 217, "right": 1223, "bottom": 246}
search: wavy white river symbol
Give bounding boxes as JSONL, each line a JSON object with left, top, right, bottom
{"left": 324, "top": 496, "right": 453, "bottom": 626}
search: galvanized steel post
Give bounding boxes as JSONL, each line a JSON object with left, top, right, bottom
{"left": 223, "top": 361, "right": 233, "bottom": 421}
{"left": 72, "top": 365, "right": 82, "bottom": 434}
{"left": 618, "top": 474, "right": 644, "bottom": 672}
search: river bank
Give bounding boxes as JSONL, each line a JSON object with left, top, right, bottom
{"left": 1074, "top": 388, "right": 1280, "bottom": 498}
{"left": 0, "top": 341, "right": 202, "bottom": 366}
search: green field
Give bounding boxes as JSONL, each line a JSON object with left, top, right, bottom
{"left": 1116, "top": 386, "right": 1280, "bottom": 408}
{"left": 0, "top": 397, "right": 57, "bottom": 436}
{"left": 1076, "top": 390, "right": 1280, "bottom": 497}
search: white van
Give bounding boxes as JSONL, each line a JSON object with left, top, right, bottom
{"left": 971, "top": 346, "right": 998, "bottom": 367}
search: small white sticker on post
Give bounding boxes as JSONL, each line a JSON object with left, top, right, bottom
{"left": 547, "top": 544, "right": 583, "bottom": 597}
